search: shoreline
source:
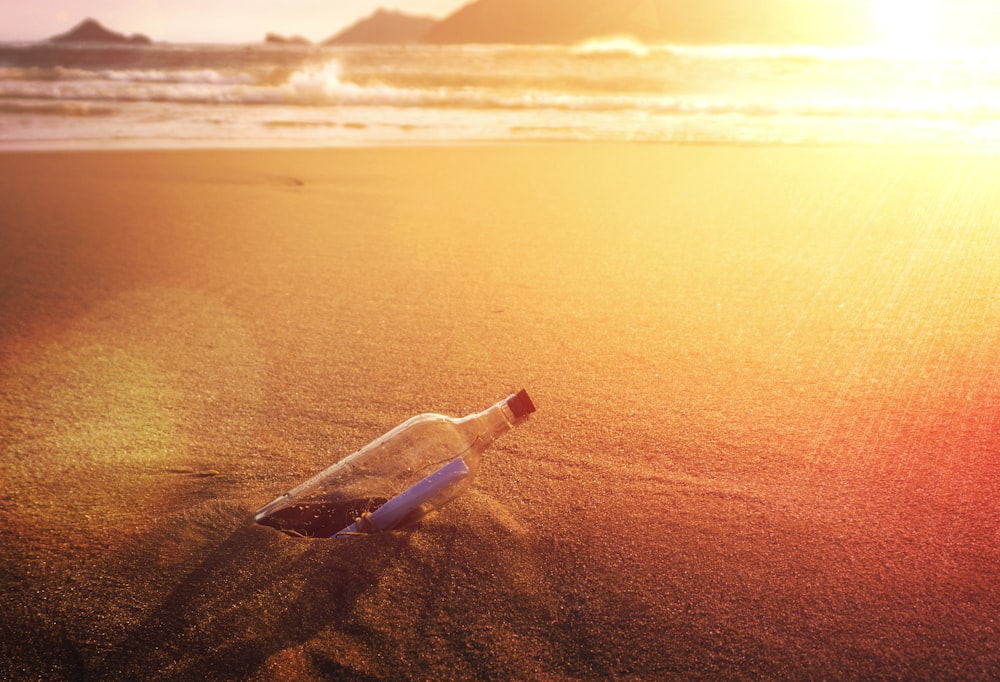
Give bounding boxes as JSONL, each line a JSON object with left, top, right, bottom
{"left": 5, "top": 138, "right": 1000, "bottom": 153}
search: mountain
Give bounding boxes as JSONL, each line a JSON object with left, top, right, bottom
{"left": 324, "top": 8, "right": 437, "bottom": 45}
{"left": 424, "top": 0, "right": 605, "bottom": 44}
{"left": 423, "top": 0, "right": 879, "bottom": 45}
{"left": 48, "top": 18, "right": 152, "bottom": 45}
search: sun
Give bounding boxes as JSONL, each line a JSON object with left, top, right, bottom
{"left": 874, "top": 0, "right": 941, "bottom": 51}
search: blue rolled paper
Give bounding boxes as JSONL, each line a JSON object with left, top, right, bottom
{"left": 333, "top": 456, "right": 471, "bottom": 537}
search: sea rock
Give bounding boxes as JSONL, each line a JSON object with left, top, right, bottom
{"left": 48, "top": 18, "right": 152, "bottom": 45}
{"left": 265, "top": 33, "right": 312, "bottom": 46}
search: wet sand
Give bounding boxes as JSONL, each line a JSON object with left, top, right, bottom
{"left": 1, "top": 144, "right": 998, "bottom": 679}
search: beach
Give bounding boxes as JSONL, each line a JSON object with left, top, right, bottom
{"left": 1, "top": 144, "right": 998, "bottom": 679}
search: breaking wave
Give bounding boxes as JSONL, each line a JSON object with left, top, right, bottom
{"left": 5, "top": 55, "right": 1000, "bottom": 125}
{"left": 571, "top": 35, "right": 653, "bottom": 58}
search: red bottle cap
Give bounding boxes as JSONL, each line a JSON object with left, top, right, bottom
{"left": 507, "top": 389, "right": 536, "bottom": 419}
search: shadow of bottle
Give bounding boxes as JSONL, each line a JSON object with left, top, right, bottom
{"left": 90, "top": 503, "right": 408, "bottom": 681}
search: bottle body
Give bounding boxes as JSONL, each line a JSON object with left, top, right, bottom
{"left": 255, "top": 390, "right": 535, "bottom": 537}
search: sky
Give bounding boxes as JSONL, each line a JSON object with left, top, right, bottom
{"left": 4, "top": 0, "right": 1000, "bottom": 47}
{"left": 0, "top": 0, "right": 469, "bottom": 43}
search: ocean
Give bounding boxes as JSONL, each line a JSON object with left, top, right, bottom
{"left": 3, "top": 38, "right": 1000, "bottom": 149}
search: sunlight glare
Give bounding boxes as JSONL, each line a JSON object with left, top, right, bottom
{"left": 875, "top": 0, "right": 941, "bottom": 51}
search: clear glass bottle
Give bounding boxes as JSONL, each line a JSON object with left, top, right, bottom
{"left": 254, "top": 389, "right": 536, "bottom": 538}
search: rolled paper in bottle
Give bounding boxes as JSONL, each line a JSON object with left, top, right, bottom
{"left": 334, "top": 456, "right": 471, "bottom": 537}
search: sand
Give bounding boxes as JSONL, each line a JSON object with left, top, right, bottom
{"left": 1, "top": 144, "right": 998, "bottom": 680}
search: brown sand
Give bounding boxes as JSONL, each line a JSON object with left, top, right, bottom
{"left": 0, "top": 145, "right": 998, "bottom": 680}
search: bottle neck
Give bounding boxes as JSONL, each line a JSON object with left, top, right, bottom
{"left": 460, "top": 394, "right": 526, "bottom": 448}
